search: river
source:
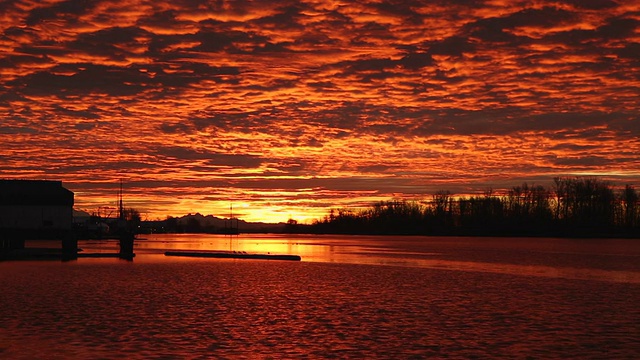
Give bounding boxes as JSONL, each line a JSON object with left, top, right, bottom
{"left": 1, "top": 234, "right": 639, "bottom": 358}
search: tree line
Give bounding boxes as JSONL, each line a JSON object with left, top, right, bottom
{"left": 309, "top": 177, "right": 640, "bottom": 237}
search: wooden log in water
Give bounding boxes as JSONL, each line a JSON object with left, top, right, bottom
{"left": 164, "top": 251, "right": 301, "bottom": 261}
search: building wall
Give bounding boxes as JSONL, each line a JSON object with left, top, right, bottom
{"left": 0, "top": 205, "right": 73, "bottom": 230}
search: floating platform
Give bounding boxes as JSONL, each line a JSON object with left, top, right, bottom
{"left": 164, "top": 251, "right": 301, "bottom": 261}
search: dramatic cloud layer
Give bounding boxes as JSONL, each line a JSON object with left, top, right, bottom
{"left": 1, "top": 0, "right": 639, "bottom": 222}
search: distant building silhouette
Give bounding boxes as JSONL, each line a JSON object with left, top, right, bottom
{"left": 0, "top": 180, "right": 74, "bottom": 247}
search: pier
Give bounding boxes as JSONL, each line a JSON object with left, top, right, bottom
{"left": 0, "top": 234, "right": 136, "bottom": 261}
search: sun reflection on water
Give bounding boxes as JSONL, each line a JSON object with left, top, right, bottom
{"left": 76, "top": 234, "right": 640, "bottom": 284}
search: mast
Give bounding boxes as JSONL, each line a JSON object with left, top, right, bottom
{"left": 230, "top": 202, "right": 236, "bottom": 231}
{"left": 119, "top": 179, "right": 124, "bottom": 221}
{"left": 224, "top": 202, "right": 238, "bottom": 234}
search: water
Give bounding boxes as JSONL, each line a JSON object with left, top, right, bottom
{"left": 1, "top": 235, "right": 639, "bottom": 359}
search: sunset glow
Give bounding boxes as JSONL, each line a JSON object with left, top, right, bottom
{"left": 1, "top": 0, "right": 639, "bottom": 222}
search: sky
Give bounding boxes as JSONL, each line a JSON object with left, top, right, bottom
{"left": 1, "top": 0, "right": 639, "bottom": 223}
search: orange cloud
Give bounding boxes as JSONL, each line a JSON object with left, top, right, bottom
{"left": 1, "top": 0, "right": 639, "bottom": 222}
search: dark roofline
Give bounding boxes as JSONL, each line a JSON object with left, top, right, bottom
{"left": 0, "top": 180, "right": 74, "bottom": 206}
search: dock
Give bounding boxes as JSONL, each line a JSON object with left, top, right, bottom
{"left": 0, "top": 248, "right": 135, "bottom": 261}
{"left": 0, "top": 248, "right": 64, "bottom": 261}
{"left": 164, "top": 251, "right": 301, "bottom": 261}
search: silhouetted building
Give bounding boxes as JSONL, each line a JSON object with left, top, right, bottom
{"left": 0, "top": 180, "right": 74, "bottom": 243}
